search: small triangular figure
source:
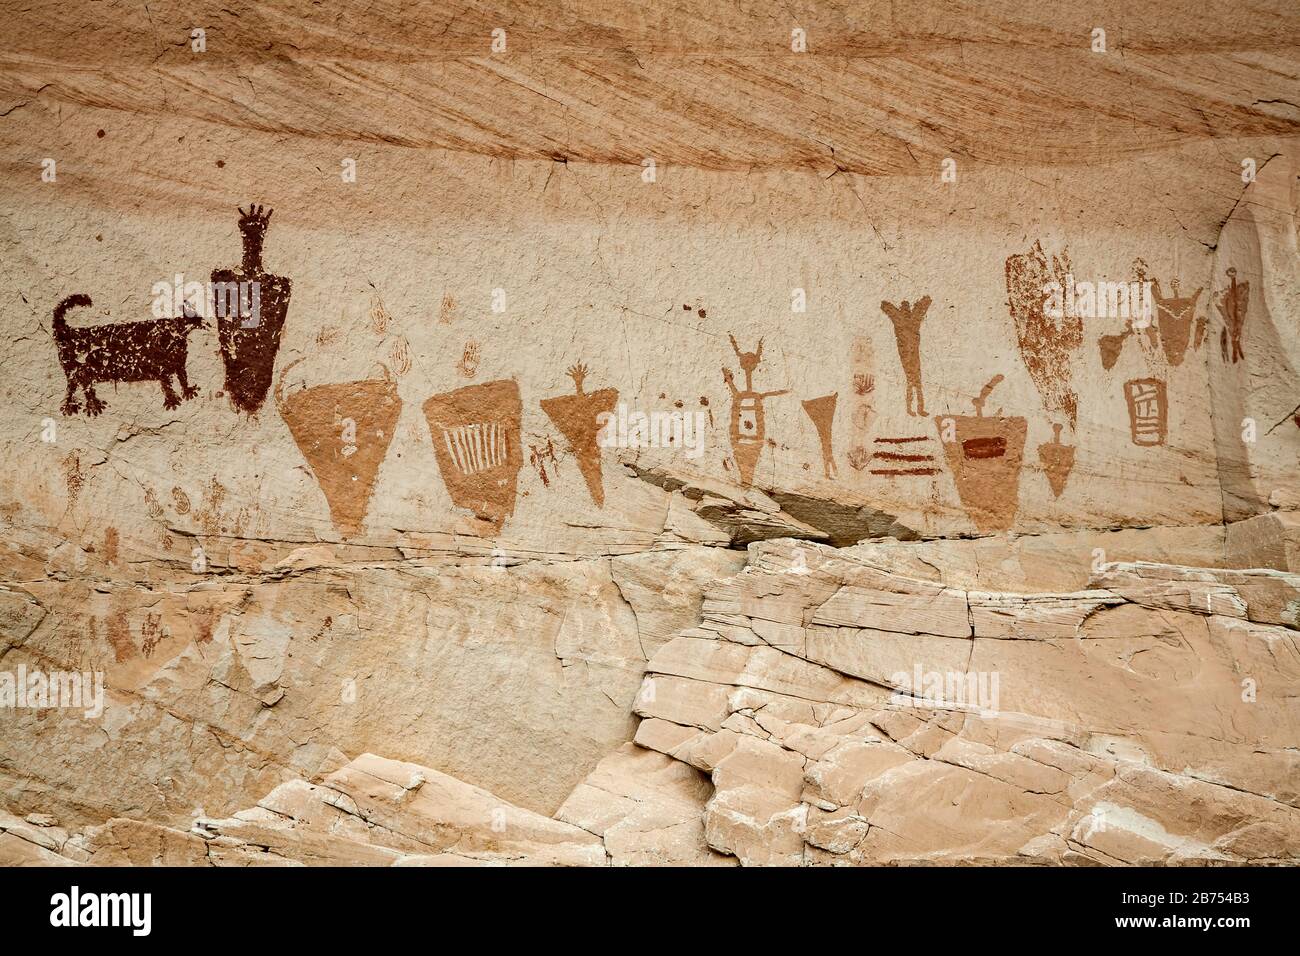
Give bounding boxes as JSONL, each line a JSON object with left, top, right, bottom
{"left": 1037, "top": 422, "right": 1075, "bottom": 499}
{"left": 540, "top": 363, "right": 619, "bottom": 507}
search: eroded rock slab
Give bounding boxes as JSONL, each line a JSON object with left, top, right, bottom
{"left": 632, "top": 541, "right": 1300, "bottom": 865}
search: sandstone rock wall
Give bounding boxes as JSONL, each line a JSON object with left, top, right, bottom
{"left": 0, "top": 1, "right": 1296, "bottom": 864}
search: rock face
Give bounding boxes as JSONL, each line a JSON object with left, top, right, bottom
{"left": 0, "top": 2, "right": 1298, "bottom": 866}
{"left": 3, "top": 540, "right": 1297, "bottom": 867}
{"left": 3, "top": 753, "right": 611, "bottom": 866}
{"left": 633, "top": 541, "right": 1300, "bottom": 865}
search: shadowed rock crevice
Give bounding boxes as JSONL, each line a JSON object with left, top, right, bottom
{"left": 767, "top": 490, "right": 920, "bottom": 546}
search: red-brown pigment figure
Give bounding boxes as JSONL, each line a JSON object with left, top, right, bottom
{"left": 457, "top": 341, "right": 482, "bottom": 378}
{"left": 62, "top": 451, "right": 86, "bottom": 506}
{"left": 143, "top": 487, "right": 165, "bottom": 519}
{"left": 52, "top": 294, "right": 204, "bottom": 416}
{"left": 1124, "top": 378, "right": 1168, "bottom": 446}
{"left": 424, "top": 379, "right": 523, "bottom": 532}
{"left": 1098, "top": 325, "right": 1132, "bottom": 372}
{"left": 801, "top": 393, "right": 838, "bottom": 479}
{"left": 1217, "top": 267, "right": 1250, "bottom": 364}
{"left": 723, "top": 335, "right": 789, "bottom": 487}
{"left": 880, "top": 297, "right": 931, "bottom": 417}
{"left": 389, "top": 336, "right": 412, "bottom": 376}
{"left": 105, "top": 610, "right": 137, "bottom": 663}
{"left": 140, "top": 614, "right": 164, "bottom": 659}
{"left": 869, "top": 435, "right": 939, "bottom": 477}
{"left": 369, "top": 293, "right": 392, "bottom": 335}
{"left": 1150, "top": 278, "right": 1204, "bottom": 367}
{"left": 102, "top": 527, "right": 120, "bottom": 565}
{"left": 1037, "top": 422, "right": 1076, "bottom": 498}
{"left": 192, "top": 607, "right": 215, "bottom": 646}
{"left": 1005, "top": 243, "right": 1082, "bottom": 426}
{"left": 212, "top": 204, "right": 292, "bottom": 414}
{"left": 540, "top": 363, "right": 619, "bottom": 506}
{"left": 277, "top": 359, "right": 402, "bottom": 540}
{"left": 528, "top": 438, "right": 560, "bottom": 487}
{"left": 934, "top": 375, "right": 1027, "bottom": 532}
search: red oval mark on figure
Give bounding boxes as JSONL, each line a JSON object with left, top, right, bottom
{"left": 962, "top": 436, "right": 1007, "bottom": 459}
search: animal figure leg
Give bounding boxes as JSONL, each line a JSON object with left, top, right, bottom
{"left": 61, "top": 374, "right": 81, "bottom": 416}
{"left": 160, "top": 377, "right": 182, "bottom": 410}
{"left": 82, "top": 380, "right": 105, "bottom": 417}
{"left": 177, "top": 365, "right": 199, "bottom": 400}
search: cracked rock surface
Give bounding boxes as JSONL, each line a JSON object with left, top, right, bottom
{"left": 631, "top": 542, "right": 1300, "bottom": 865}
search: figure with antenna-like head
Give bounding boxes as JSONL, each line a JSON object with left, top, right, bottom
{"left": 723, "top": 334, "right": 789, "bottom": 487}
{"left": 212, "top": 203, "right": 292, "bottom": 414}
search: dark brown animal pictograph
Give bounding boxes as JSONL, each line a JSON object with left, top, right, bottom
{"left": 212, "top": 204, "right": 292, "bottom": 414}
{"left": 52, "top": 293, "right": 205, "bottom": 417}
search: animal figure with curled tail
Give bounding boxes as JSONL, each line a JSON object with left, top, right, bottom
{"left": 51, "top": 293, "right": 205, "bottom": 417}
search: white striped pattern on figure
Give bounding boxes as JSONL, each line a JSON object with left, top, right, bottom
{"left": 442, "top": 422, "right": 508, "bottom": 475}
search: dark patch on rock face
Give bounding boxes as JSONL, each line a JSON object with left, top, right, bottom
{"left": 766, "top": 490, "right": 919, "bottom": 547}
{"left": 692, "top": 500, "right": 829, "bottom": 548}
{"left": 625, "top": 464, "right": 916, "bottom": 549}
